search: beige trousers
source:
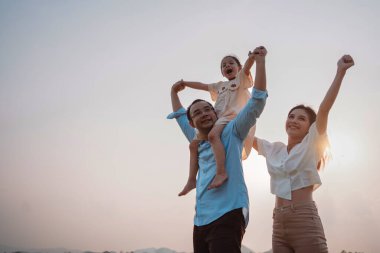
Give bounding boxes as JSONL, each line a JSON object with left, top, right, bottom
{"left": 272, "top": 201, "right": 328, "bottom": 253}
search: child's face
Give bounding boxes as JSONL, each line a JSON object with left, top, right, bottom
{"left": 221, "top": 57, "right": 241, "bottom": 80}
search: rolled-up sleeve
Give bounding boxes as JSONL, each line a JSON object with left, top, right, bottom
{"left": 233, "top": 88, "right": 268, "bottom": 140}
{"left": 167, "top": 107, "right": 196, "bottom": 142}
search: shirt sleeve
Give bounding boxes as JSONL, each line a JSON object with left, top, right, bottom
{"left": 208, "top": 81, "right": 222, "bottom": 102}
{"left": 167, "top": 107, "right": 196, "bottom": 142}
{"left": 308, "top": 122, "right": 330, "bottom": 158}
{"left": 233, "top": 88, "right": 268, "bottom": 140}
{"left": 256, "top": 138, "right": 273, "bottom": 157}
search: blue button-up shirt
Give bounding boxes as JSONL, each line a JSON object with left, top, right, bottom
{"left": 167, "top": 88, "right": 267, "bottom": 226}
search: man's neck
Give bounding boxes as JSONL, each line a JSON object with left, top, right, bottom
{"left": 197, "top": 132, "right": 209, "bottom": 140}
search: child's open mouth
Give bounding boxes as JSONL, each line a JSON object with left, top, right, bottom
{"left": 226, "top": 69, "right": 233, "bottom": 74}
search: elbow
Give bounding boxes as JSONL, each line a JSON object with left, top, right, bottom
{"left": 254, "top": 100, "right": 266, "bottom": 118}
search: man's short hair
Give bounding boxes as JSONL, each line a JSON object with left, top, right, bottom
{"left": 186, "top": 99, "right": 215, "bottom": 121}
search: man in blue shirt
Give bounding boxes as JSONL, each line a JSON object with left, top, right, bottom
{"left": 168, "top": 47, "right": 267, "bottom": 253}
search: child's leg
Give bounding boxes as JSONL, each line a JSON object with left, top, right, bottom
{"left": 208, "top": 124, "right": 228, "bottom": 189}
{"left": 178, "top": 140, "right": 199, "bottom": 196}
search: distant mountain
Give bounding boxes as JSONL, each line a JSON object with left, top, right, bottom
{"left": 133, "top": 248, "right": 182, "bottom": 253}
{"left": 0, "top": 244, "right": 272, "bottom": 253}
{"left": 0, "top": 245, "right": 82, "bottom": 253}
{"left": 241, "top": 245, "right": 272, "bottom": 253}
{"left": 133, "top": 245, "right": 258, "bottom": 253}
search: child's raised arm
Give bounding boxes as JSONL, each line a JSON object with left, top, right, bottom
{"left": 242, "top": 49, "right": 257, "bottom": 76}
{"left": 316, "top": 55, "right": 354, "bottom": 134}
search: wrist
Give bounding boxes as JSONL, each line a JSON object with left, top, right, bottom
{"left": 256, "top": 59, "right": 266, "bottom": 64}
{"left": 336, "top": 69, "right": 347, "bottom": 75}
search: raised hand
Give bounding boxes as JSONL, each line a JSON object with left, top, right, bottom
{"left": 248, "top": 50, "right": 257, "bottom": 60}
{"left": 170, "top": 80, "right": 185, "bottom": 111}
{"left": 337, "top": 55, "right": 355, "bottom": 72}
{"left": 172, "top": 79, "right": 186, "bottom": 93}
{"left": 252, "top": 46, "right": 267, "bottom": 63}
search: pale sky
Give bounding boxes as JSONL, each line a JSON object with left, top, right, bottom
{"left": 0, "top": 1, "right": 379, "bottom": 253}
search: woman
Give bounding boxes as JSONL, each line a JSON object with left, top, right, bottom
{"left": 253, "top": 55, "right": 354, "bottom": 253}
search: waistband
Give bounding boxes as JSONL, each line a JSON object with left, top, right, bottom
{"left": 273, "top": 201, "right": 316, "bottom": 213}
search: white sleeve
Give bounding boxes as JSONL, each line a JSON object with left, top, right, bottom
{"left": 308, "top": 122, "right": 330, "bottom": 158}
{"left": 256, "top": 138, "right": 273, "bottom": 157}
{"left": 208, "top": 82, "right": 222, "bottom": 102}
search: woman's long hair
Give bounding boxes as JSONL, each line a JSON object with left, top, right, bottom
{"left": 288, "top": 105, "right": 330, "bottom": 170}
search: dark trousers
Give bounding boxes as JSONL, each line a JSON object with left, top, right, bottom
{"left": 193, "top": 208, "right": 245, "bottom": 253}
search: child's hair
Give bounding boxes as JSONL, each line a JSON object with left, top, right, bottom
{"left": 220, "top": 55, "right": 242, "bottom": 73}
{"left": 288, "top": 104, "right": 330, "bottom": 170}
{"left": 186, "top": 99, "right": 216, "bottom": 121}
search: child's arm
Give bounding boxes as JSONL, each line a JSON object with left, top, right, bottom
{"left": 316, "top": 55, "right": 354, "bottom": 134}
{"left": 242, "top": 50, "right": 257, "bottom": 76}
{"left": 181, "top": 80, "right": 209, "bottom": 91}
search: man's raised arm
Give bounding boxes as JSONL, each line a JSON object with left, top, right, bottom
{"left": 168, "top": 81, "right": 196, "bottom": 142}
{"left": 234, "top": 46, "right": 268, "bottom": 139}
{"left": 171, "top": 80, "right": 185, "bottom": 112}
{"left": 253, "top": 46, "right": 267, "bottom": 92}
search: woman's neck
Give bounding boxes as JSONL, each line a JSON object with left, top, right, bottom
{"left": 287, "top": 136, "right": 303, "bottom": 153}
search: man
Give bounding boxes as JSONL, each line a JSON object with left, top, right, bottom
{"left": 168, "top": 46, "right": 267, "bottom": 253}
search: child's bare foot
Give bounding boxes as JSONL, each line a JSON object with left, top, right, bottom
{"left": 208, "top": 173, "right": 228, "bottom": 190}
{"left": 178, "top": 180, "right": 196, "bottom": 196}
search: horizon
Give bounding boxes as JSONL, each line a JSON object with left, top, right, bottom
{"left": 0, "top": 244, "right": 366, "bottom": 253}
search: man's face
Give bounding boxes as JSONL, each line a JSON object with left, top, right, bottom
{"left": 189, "top": 101, "right": 217, "bottom": 132}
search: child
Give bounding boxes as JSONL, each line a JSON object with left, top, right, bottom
{"left": 178, "top": 46, "right": 266, "bottom": 196}
{"left": 252, "top": 54, "right": 354, "bottom": 252}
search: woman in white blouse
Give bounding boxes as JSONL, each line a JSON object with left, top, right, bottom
{"left": 253, "top": 55, "right": 354, "bottom": 253}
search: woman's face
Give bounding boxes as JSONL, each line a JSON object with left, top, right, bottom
{"left": 285, "top": 108, "right": 311, "bottom": 139}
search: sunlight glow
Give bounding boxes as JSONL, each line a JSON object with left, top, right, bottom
{"left": 327, "top": 129, "right": 362, "bottom": 167}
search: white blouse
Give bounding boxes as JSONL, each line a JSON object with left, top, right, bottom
{"left": 257, "top": 122, "right": 329, "bottom": 200}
